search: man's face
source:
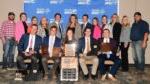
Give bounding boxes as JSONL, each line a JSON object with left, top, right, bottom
{"left": 8, "top": 15, "right": 15, "bottom": 21}
{"left": 85, "top": 29, "right": 91, "bottom": 37}
{"left": 103, "top": 30, "right": 110, "bottom": 38}
{"left": 111, "top": 15, "right": 117, "bottom": 22}
{"left": 31, "top": 26, "right": 38, "bottom": 34}
{"left": 55, "top": 15, "right": 61, "bottom": 22}
{"left": 134, "top": 15, "right": 141, "bottom": 22}
{"left": 82, "top": 16, "right": 88, "bottom": 23}
{"left": 102, "top": 17, "right": 107, "bottom": 24}
{"left": 50, "top": 28, "right": 57, "bottom": 36}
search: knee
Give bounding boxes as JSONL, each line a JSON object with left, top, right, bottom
{"left": 79, "top": 58, "right": 85, "bottom": 64}
{"left": 17, "top": 56, "right": 23, "bottom": 62}
{"left": 93, "top": 58, "right": 99, "bottom": 64}
{"left": 42, "top": 57, "right": 47, "bottom": 62}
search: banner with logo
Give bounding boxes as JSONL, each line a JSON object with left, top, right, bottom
{"left": 24, "top": 0, "right": 119, "bottom": 26}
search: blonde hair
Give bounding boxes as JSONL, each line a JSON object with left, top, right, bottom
{"left": 121, "top": 15, "right": 130, "bottom": 27}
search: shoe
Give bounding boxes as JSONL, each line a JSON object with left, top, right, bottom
{"left": 91, "top": 74, "right": 97, "bottom": 80}
{"left": 83, "top": 74, "right": 89, "bottom": 80}
{"left": 101, "top": 74, "right": 106, "bottom": 81}
{"left": 33, "top": 70, "right": 37, "bottom": 73}
{"left": 108, "top": 74, "right": 117, "bottom": 81}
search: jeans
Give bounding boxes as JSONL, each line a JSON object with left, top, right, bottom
{"left": 99, "top": 54, "right": 121, "bottom": 76}
{"left": 132, "top": 41, "right": 146, "bottom": 71}
{"left": 3, "top": 38, "right": 16, "bottom": 68}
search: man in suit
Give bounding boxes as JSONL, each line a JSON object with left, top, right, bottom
{"left": 50, "top": 13, "right": 64, "bottom": 39}
{"left": 17, "top": 24, "right": 42, "bottom": 74}
{"left": 98, "top": 29, "right": 121, "bottom": 81}
{"left": 77, "top": 28, "right": 99, "bottom": 80}
{"left": 42, "top": 25, "right": 61, "bottom": 80}
{"left": 81, "top": 14, "right": 92, "bottom": 35}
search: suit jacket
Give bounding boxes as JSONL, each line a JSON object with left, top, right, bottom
{"left": 50, "top": 22, "right": 64, "bottom": 39}
{"left": 42, "top": 36, "right": 61, "bottom": 48}
{"left": 18, "top": 34, "right": 42, "bottom": 54}
{"left": 112, "top": 22, "right": 122, "bottom": 42}
{"left": 81, "top": 22, "right": 92, "bottom": 34}
{"left": 98, "top": 38, "right": 117, "bottom": 54}
{"left": 77, "top": 37, "right": 98, "bottom": 56}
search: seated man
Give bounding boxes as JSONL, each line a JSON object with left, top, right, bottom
{"left": 98, "top": 29, "right": 121, "bottom": 81}
{"left": 17, "top": 24, "right": 42, "bottom": 75}
{"left": 77, "top": 28, "right": 99, "bottom": 80}
{"left": 42, "top": 26, "right": 61, "bottom": 80}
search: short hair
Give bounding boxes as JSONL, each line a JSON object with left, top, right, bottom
{"left": 84, "top": 27, "right": 91, "bottom": 32}
{"left": 50, "top": 25, "right": 57, "bottom": 31}
{"left": 102, "top": 15, "right": 108, "bottom": 19}
{"left": 54, "top": 13, "right": 61, "bottom": 18}
{"left": 8, "top": 12, "right": 15, "bottom": 16}
{"left": 103, "top": 29, "right": 110, "bottom": 33}
{"left": 82, "top": 14, "right": 89, "bottom": 19}
{"left": 134, "top": 12, "right": 141, "bottom": 16}
{"left": 20, "top": 12, "right": 27, "bottom": 18}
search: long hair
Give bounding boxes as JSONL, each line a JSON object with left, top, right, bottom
{"left": 68, "top": 14, "right": 78, "bottom": 27}
{"left": 121, "top": 15, "right": 130, "bottom": 27}
{"left": 64, "top": 28, "right": 76, "bottom": 44}
{"left": 39, "top": 16, "right": 49, "bottom": 28}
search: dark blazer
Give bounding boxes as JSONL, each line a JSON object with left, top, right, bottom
{"left": 81, "top": 22, "right": 92, "bottom": 33}
{"left": 18, "top": 34, "right": 42, "bottom": 54}
{"left": 42, "top": 36, "right": 61, "bottom": 47}
{"left": 77, "top": 37, "right": 98, "bottom": 56}
{"left": 112, "top": 22, "right": 122, "bottom": 42}
{"left": 98, "top": 38, "right": 117, "bottom": 54}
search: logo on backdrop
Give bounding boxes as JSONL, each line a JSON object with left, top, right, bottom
{"left": 24, "top": 0, "right": 118, "bottom": 26}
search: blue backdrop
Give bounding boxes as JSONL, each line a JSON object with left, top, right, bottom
{"left": 24, "top": 0, "right": 118, "bottom": 27}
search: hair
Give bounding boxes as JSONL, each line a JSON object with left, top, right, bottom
{"left": 68, "top": 14, "right": 78, "bottom": 26}
{"left": 31, "top": 16, "right": 38, "bottom": 21}
{"left": 50, "top": 25, "right": 57, "bottom": 31}
{"left": 134, "top": 12, "right": 141, "bottom": 16}
{"left": 82, "top": 14, "right": 89, "bottom": 19}
{"left": 54, "top": 13, "right": 61, "bottom": 18}
{"left": 31, "top": 24, "right": 38, "bottom": 28}
{"left": 121, "top": 15, "right": 130, "bottom": 27}
{"left": 101, "top": 15, "right": 108, "bottom": 23}
{"left": 39, "top": 16, "right": 49, "bottom": 27}
{"left": 103, "top": 29, "right": 110, "bottom": 33}
{"left": 64, "top": 28, "right": 76, "bottom": 44}
{"left": 20, "top": 12, "right": 27, "bottom": 19}
{"left": 8, "top": 12, "right": 15, "bottom": 16}
{"left": 92, "top": 17, "right": 100, "bottom": 26}
{"left": 110, "top": 13, "right": 120, "bottom": 24}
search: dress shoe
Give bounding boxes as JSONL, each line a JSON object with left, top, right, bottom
{"left": 108, "top": 73, "right": 117, "bottom": 81}
{"left": 101, "top": 74, "right": 106, "bottom": 81}
{"left": 83, "top": 74, "right": 89, "bottom": 80}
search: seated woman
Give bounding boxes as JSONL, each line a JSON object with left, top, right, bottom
{"left": 98, "top": 29, "right": 121, "bottom": 81}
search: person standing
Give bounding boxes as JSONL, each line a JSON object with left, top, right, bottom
{"left": 81, "top": 14, "right": 92, "bottom": 34}
{"left": 0, "top": 12, "right": 16, "bottom": 69}
{"left": 15, "top": 12, "right": 28, "bottom": 43}
{"left": 50, "top": 13, "right": 64, "bottom": 39}
{"left": 130, "top": 12, "right": 149, "bottom": 73}
{"left": 120, "top": 15, "right": 131, "bottom": 71}
{"left": 27, "top": 16, "right": 38, "bottom": 33}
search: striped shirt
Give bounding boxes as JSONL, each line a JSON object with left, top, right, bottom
{"left": 0, "top": 20, "right": 15, "bottom": 38}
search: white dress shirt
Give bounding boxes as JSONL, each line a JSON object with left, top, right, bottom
{"left": 25, "top": 34, "right": 36, "bottom": 52}
{"left": 83, "top": 37, "right": 91, "bottom": 54}
{"left": 48, "top": 36, "right": 55, "bottom": 57}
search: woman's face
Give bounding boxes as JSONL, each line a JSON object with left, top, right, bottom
{"left": 21, "top": 15, "right": 27, "bottom": 21}
{"left": 102, "top": 17, "right": 107, "bottom": 24}
{"left": 71, "top": 16, "right": 76, "bottom": 23}
{"left": 41, "top": 17, "right": 47, "bottom": 25}
{"left": 32, "top": 18, "right": 38, "bottom": 24}
{"left": 67, "top": 30, "right": 73, "bottom": 38}
{"left": 93, "top": 19, "right": 98, "bottom": 26}
{"left": 122, "top": 17, "right": 128, "bottom": 25}
{"left": 112, "top": 15, "right": 117, "bottom": 23}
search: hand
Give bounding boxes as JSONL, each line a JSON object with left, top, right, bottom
{"left": 29, "top": 50, "right": 35, "bottom": 54}
{"left": 124, "top": 43, "right": 128, "bottom": 48}
{"left": 25, "top": 52, "right": 31, "bottom": 56}
{"left": 1, "top": 37, "right": 6, "bottom": 45}
{"left": 141, "top": 42, "right": 147, "bottom": 48}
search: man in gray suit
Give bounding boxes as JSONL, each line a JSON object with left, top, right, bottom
{"left": 50, "top": 13, "right": 64, "bottom": 39}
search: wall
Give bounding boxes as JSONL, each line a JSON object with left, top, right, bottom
{"left": 0, "top": 0, "right": 150, "bottom": 64}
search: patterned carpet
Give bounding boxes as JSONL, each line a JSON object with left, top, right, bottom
{"left": 0, "top": 67, "right": 150, "bottom": 84}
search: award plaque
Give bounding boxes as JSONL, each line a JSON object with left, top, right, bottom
{"left": 64, "top": 44, "right": 76, "bottom": 56}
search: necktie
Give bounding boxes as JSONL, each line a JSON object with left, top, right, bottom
{"left": 58, "top": 24, "right": 62, "bottom": 39}
{"left": 86, "top": 38, "right": 90, "bottom": 53}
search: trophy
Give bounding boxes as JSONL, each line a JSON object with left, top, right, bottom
{"left": 64, "top": 43, "right": 76, "bottom": 57}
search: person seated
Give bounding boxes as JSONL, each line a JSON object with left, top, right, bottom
{"left": 41, "top": 26, "right": 62, "bottom": 80}
{"left": 17, "top": 24, "right": 42, "bottom": 76}
{"left": 98, "top": 29, "right": 121, "bottom": 81}
{"left": 77, "top": 28, "right": 99, "bottom": 80}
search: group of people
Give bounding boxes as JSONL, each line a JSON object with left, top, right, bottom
{"left": 0, "top": 11, "right": 149, "bottom": 81}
